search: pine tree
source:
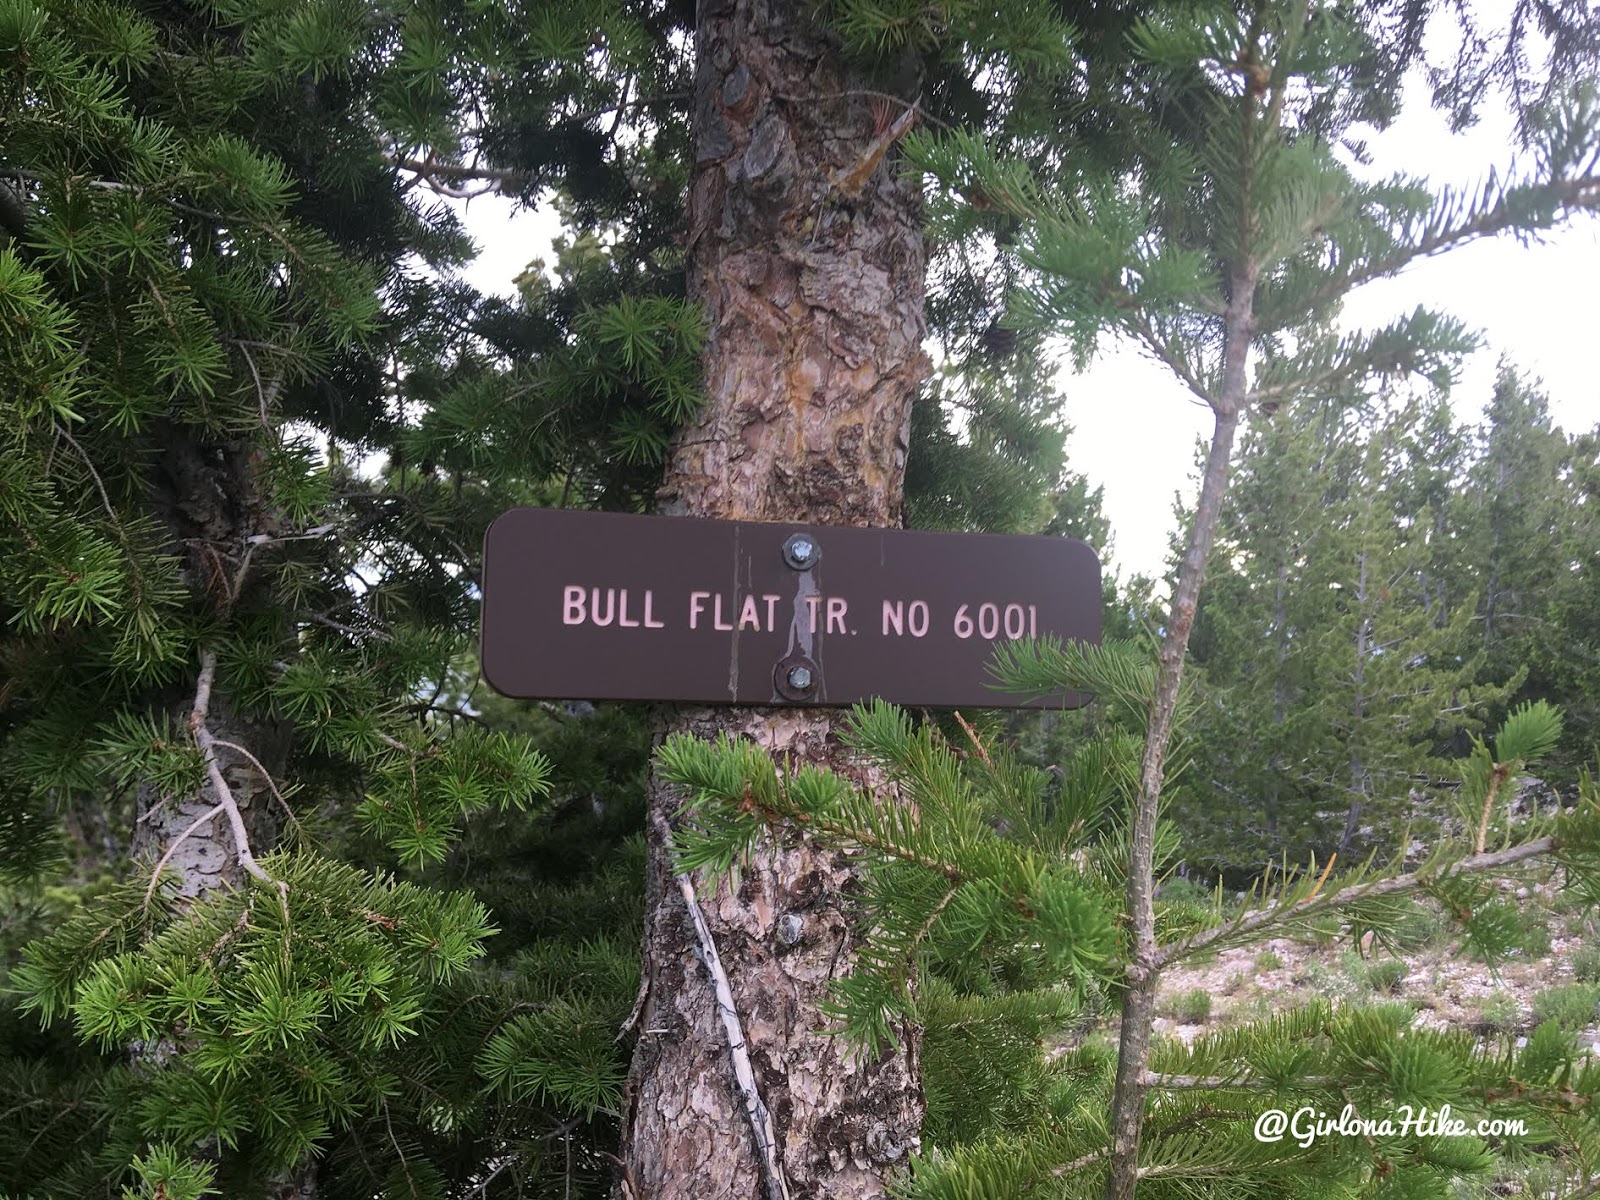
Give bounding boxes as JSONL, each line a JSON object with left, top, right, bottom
{"left": 5, "top": 0, "right": 1599, "bottom": 1197}
{"left": 1182, "top": 365, "right": 1600, "bottom": 874}
{"left": 1183, "top": 395, "right": 1353, "bottom": 865}
{"left": 1184, "top": 394, "right": 1519, "bottom": 869}
{"left": 616, "top": 1, "right": 1125, "bottom": 1194}
{"left": 1528, "top": 426, "right": 1600, "bottom": 772}
{"left": 1466, "top": 365, "right": 1570, "bottom": 647}
{"left": 905, "top": 0, "right": 1600, "bottom": 1183}
{"left": 1317, "top": 399, "right": 1513, "bottom": 855}
{"left": 1388, "top": 390, "right": 1473, "bottom": 629}
{"left": 0, "top": 0, "right": 1100, "bottom": 1195}
{"left": 0, "top": 0, "right": 633, "bottom": 1193}
{"left": 658, "top": 692, "right": 1600, "bottom": 1200}
{"left": 1457, "top": 363, "right": 1598, "bottom": 770}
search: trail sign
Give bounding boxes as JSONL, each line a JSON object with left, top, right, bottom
{"left": 480, "top": 509, "right": 1101, "bottom": 708}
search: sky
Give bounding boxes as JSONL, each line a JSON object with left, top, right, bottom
{"left": 452, "top": 12, "right": 1600, "bottom": 583}
{"left": 1060, "top": 80, "right": 1600, "bottom": 581}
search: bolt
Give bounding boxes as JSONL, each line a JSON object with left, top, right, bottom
{"left": 778, "top": 913, "right": 804, "bottom": 945}
{"left": 783, "top": 533, "right": 819, "bottom": 570}
{"left": 786, "top": 664, "right": 814, "bottom": 691}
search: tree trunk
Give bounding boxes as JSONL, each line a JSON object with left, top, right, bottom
{"left": 1338, "top": 550, "right": 1371, "bottom": 857}
{"left": 621, "top": 2, "right": 928, "bottom": 1196}
{"left": 1103, "top": 401, "right": 1242, "bottom": 1200}
{"left": 130, "top": 430, "right": 308, "bottom": 1198}
{"left": 1267, "top": 556, "right": 1288, "bottom": 842}
{"left": 132, "top": 432, "right": 291, "bottom": 896}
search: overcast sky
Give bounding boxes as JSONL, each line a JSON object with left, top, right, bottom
{"left": 454, "top": 14, "right": 1600, "bottom": 583}
{"left": 1062, "top": 75, "right": 1600, "bottom": 581}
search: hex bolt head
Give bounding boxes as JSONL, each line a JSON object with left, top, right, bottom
{"left": 783, "top": 533, "right": 819, "bottom": 570}
{"left": 786, "top": 664, "right": 814, "bottom": 691}
{"left": 778, "top": 913, "right": 804, "bottom": 945}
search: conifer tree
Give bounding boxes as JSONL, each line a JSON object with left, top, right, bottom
{"left": 663, "top": 1, "right": 1600, "bottom": 1197}
{"left": 1185, "top": 394, "right": 1518, "bottom": 867}
{"left": 1318, "top": 400, "right": 1513, "bottom": 853}
{"left": 615, "top": 1, "right": 1129, "bottom": 1194}
{"left": 621, "top": 8, "right": 934, "bottom": 1184}
{"left": 1471, "top": 365, "right": 1566, "bottom": 650}
{"left": 0, "top": 0, "right": 658, "bottom": 1193}
{"left": 660, "top": 690, "right": 1600, "bottom": 1198}
{"left": 1528, "top": 426, "right": 1600, "bottom": 771}
{"left": 1458, "top": 363, "right": 1598, "bottom": 768}
{"left": 1387, "top": 390, "right": 1473, "bottom": 628}
{"left": 919, "top": 0, "right": 1600, "bottom": 1187}
{"left": 1183, "top": 395, "right": 1352, "bottom": 863}
{"left": 5, "top": 0, "right": 1600, "bottom": 1197}
{"left": 1184, "top": 367, "right": 1600, "bottom": 871}
{"left": 0, "top": 0, "right": 1099, "bottom": 1195}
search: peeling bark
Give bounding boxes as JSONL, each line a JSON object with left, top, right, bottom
{"left": 656, "top": 1, "right": 926, "bottom": 528}
{"left": 132, "top": 431, "right": 290, "bottom": 896}
{"left": 130, "top": 428, "right": 305, "bottom": 1198}
{"left": 624, "top": 1, "right": 928, "bottom": 1195}
{"left": 627, "top": 711, "right": 923, "bottom": 1200}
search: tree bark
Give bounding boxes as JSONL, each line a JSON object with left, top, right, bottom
{"left": 1102, "top": 402, "right": 1240, "bottom": 1200}
{"left": 1338, "top": 549, "right": 1371, "bottom": 857}
{"left": 130, "top": 430, "right": 307, "bottom": 1199}
{"left": 622, "top": 2, "right": 928, "bottom": 1196}
{"left": 132, "top": 433, "right": 290, "bottom": 896}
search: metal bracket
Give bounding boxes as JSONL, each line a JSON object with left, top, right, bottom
{"left": 773, "top": 654, "right": 819, "bottom": 701}
{"left": 782, "top": 532, "right": 820, "bottom": 570}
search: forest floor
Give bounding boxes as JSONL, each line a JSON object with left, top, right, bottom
{"left": 1150, "top": 868, "right": 1600, "bottom": 1051}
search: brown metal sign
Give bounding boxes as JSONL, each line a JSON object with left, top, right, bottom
{"left": 480, "top": 509, "right": 1101, "bottom": 708}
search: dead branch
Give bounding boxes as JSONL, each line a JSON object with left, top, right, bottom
{"left": 235, "top": 341, "right": 284, "bottom": 427}
{"left": 209, "top": 737, "right": 306, "bottom": 841}
{"left": 189, "top": 649, "right": 288, "bottom": 911}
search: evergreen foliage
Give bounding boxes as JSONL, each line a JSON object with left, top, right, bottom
{"left": 658, "top": 691, "right": 1143, "bottom": 1050}
{"left": 661, "top": 689, "right": 1600, "bottom": 1199}
{"left": 656, "top": 0, "right": 1600, "bottom": 1196}
{"left": 2, "top": 0, "right": 1599, "bottom": 1193}
{"left": 1184, "top": 369, "right": 1600, "bottom": 870}
{"left": 902, "top": 0, "right": 1600, "bottom": 887}
{"left": 1, "top": 0, "right": 1103, "bottom": 1189}
{"left": 0, "top": 0, "right": 645, "bottom": 1189}
{"left": 1184, "top": 395, "right": 1514, "bottom": 866}
{"left": 1465, "top": 367, "right": 1600, "bottom": 776}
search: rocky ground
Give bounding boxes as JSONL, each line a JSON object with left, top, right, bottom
{"left": 1151, "top": 871, "right": 1600, "bottom": 1051}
